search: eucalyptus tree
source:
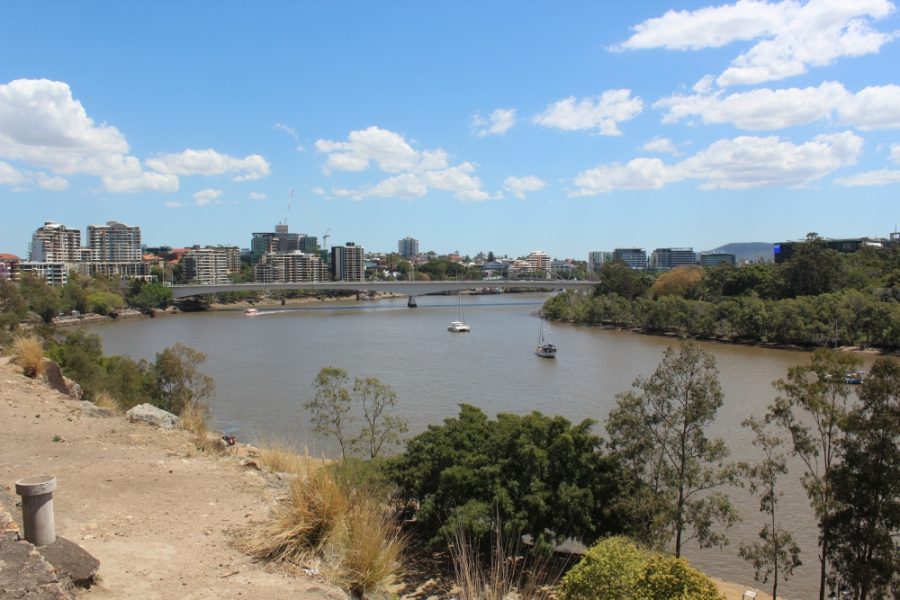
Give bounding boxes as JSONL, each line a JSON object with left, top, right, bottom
{"left": 738, "top": 417, "right": 801, "bottom": 600}
{"left": 768, "top": 349, "right": 862, "bottom": 600}
{"left": 606, "top": 342, "right": 737, "bottom": 557}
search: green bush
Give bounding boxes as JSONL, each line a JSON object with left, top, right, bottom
{"left": 560, "top": 537, "right": 723, "bottom": 600}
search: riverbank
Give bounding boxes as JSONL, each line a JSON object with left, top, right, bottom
{"left": 0, "top": 355, "right": 779, "bottom": 599}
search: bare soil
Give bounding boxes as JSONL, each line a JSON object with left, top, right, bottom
{"left": 0, "top": 356, "right": 347, "bottom": 600}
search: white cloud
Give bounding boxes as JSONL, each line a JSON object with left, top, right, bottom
{"left": 248, "top": 191, "right": 267, "bottom": 200}
{"left": 0, "top": 161, "right": 26, "bottom": 186}
{"left": 317, "top": 126, "right": 493, "bottom": 201}
{"left": 617, "top": 0, "right": 897, "bottom": 86}
{"left": 656, "top": 82, "right": 900, "bottom": 130}
{"left": 642, "top": 137, "right": 680, "bottom": 155}
{"left": 315, "top": 126, "right": 450, "bottom": 174}
{"left": 274, "top": 122, "right": 298, "bottom": 141}
{"left": 892, "top": 143, "right": 900, "bottom": 164}
{"left": 164, "top": 200, "right": 185, "bottom": 208}
{"left": 146, "top": 149, "right": 270, "bottom": 182}
{"left": 311, "top": 186, "right": 326, "bottom": 196}
{"left": 504, "top": 175, "right": 547, "bottom": 199}
{"left": 193, "top": 188, "right": 223, "bottom": 206}
{"left": 472, "top": 108, "right": 517, "bottom": 137}
{"left": 36, "top": 174, "right": 69, "bottom": 191}
{"left": 102, "top": 171, "right": 179, "bottom": 193}
{"left": 534, "top": 90, "right": 643, "bottom": 135}
{"left": 0, "top": 78, "right": 141, "bottom": 178}
{"left": 572, "top": 131, "right": 862, "bottom": 195}
{"left": 835, "top": 169, "right": 900, "bottom": 186}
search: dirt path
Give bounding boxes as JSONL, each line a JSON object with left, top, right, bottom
{"left": 0, "top": 357, "right": 346, "bottom": 600}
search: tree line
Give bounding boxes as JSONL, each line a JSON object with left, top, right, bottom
{"left": 544, "top": 237, "right": 900, "bottom": 349}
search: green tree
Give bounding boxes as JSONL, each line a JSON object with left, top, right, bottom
{"left": 128, "top": 282, "right": 174, "bottom": 313}
{"left": 606, "top": 342, "right": 737, "bottom": 557}
{"left": 352, "top": 377, "right": 408, "bottom": 459}
{"left": 783, "top": 235, "right": 848, "bottom": 298}
{"left": 825, "top": 358, "right": 900, "bottom": 599}
{"left": 0, "top": 279, "right": 27, "bottom": 343}
{"left": 389, "top": 404, "right": 637, "bottom": 548}
{"left": 738, "top": 417, "right": 801, "bottom": 600}
{"left": 306, "top": 366, "right": 354, "bottom": 458}
{"left": 87, "top": 290, "right": 125, "bottom": 315}
{"left": 151, "top": 343, "right": 215, "bottom": 415}
{"left": 595, "top": 260, "right": 653, "bottom": 300}
{"left": 768, "top": 349, "right": 862, "bottom": 600}
{"left": 18, "top": 273, "right": 61, "bottom": 323}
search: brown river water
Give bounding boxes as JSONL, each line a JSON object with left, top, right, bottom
{"left": 84, "top": 293, "right": 882, "bottom": 598}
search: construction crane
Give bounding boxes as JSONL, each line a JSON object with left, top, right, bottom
{"left": 322, "top": 228, "right": 330, "bottom": 249}
{"left": 280, "top": 189, "right": 294, "bottom": 227}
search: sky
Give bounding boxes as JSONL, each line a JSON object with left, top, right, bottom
{"left": 2, "top": 0, "right": 900, "bottom": 260}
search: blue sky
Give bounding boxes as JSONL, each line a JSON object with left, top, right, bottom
{"left": 2, "top": 0, "right": 900, "bottom": 259}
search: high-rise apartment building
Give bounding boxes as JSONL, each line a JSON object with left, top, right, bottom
{"left": 650, "top": 247, "right": 696, "bottom": 271}
{"left": 254, "top": 251, "right": 327, "bottom": 283}
{"left": 526, "top": 250, "right": 551, "bottom": 278}
{"left": 613, "top": 248, "right": 647, "bottom": 270}
{"left": 331, "top": 242, "right": 364, "bottom": 281}
{"left": 398, "top": 237, "right": 419, "bottom": 259}
{"left": 251, "top": 224, "right": 312, "bottom": 263}
{"left": 181, "top": 247, "right": 230, "bottom": 285}
{"left": 30, "top": 222, "right": 81, "bottom": 263}
{"left": 88, "top": 221, "right": 142, "bottom": 262}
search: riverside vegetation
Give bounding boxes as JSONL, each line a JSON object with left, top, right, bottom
{"left": 3, "top": 263, "right": 898, "bottom": 599}
{"left": 544, "top": 235, "right": 900, "bottom": 349}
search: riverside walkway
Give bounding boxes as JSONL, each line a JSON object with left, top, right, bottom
{"left": 169, "top": 279, "right": 595, "bottom": 301}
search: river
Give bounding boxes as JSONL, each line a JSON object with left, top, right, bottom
{"left": 83, "top": 293, "right": 878, "bottom": 598}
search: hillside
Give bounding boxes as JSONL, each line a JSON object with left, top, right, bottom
{"left": 707, "top": 242, "right": 773, "bottom": 263}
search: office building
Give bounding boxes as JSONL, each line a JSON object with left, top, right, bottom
{"left": 30, "top": 222, "right": 81, "bottom": 263}
{"left": 699, "top": 253, "right": 736, "bottom": 267}
{"left": 88, "top": 221, "right": 142, "bottom": 262}
{"left": 650, "top": 247, "right": 696, "bottom": 271}
{"left": 331, "top": 242, "right": 364, "bottom": 281}
{"left": 613, "top": 248, "right": 647, "bottom": 270}
{"left": 398, "top": 237, "right": 419, "bottom": 259}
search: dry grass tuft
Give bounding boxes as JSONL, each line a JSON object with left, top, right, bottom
{"left": 92, "top": 391, "right": 122, "bottom": 414}
{"left": 237, "top": 463, "right": 405, "bottom": 597}
{"left": 11, "top": 335, "right": 44, "bottom": 378}
{"left": 337, "top": 497, "right": 406, "bottom": 597}
{"left": 180, "top": 402, "right": 215, "bottom": 451}
{"left": 449, "top": 526, "right": 562, "bottom": 600}
{"left": 257, "top": 441, "right": 317, "bottom": 476}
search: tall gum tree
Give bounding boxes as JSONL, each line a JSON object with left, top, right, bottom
{"left": 768, "top": 349, "right": 862, "bottom": 600}
{"left": 606, "top": 342, "right": 737, "bottom": 557}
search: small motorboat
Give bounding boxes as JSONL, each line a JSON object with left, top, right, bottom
{"left": 244, "top": 307, "right": 259, "bottom": 316}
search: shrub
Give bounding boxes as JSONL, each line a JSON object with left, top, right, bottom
{"left": 11, "top": 334, "right": 45, "bottom": 378}
{"left": 338, "top": 497, "right": 405, "bottom": 597}
{"left": 560, "top": 537, "right": 723, "bottom": 600}
{"left": 92, "top": 391, "right": 122, "bottom": 415}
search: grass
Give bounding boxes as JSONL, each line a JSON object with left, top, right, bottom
{"left": 92, "top": 391, "right": 122, "bottom": 414}
{"left": 179, "top": 401, "right": 216, "bottom": 452}
{"left": 11, "top": 334, "right": 45, "bottom": 378}
{"left": 256, "top": 441, "right": 317, "bottom": 475}
{"left": 448, "top": 526, "right": 563, "bottom": 600}
{"left": 237, "top": 460, "right": 405, "bottom": 597}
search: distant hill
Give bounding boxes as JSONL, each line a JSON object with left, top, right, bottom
{"left": 706, "top": 242, "right": 773, "bottom": 263}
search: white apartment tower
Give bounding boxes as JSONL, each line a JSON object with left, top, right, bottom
{"left": 182, "top": 247, "right": 230, "bottom": 285}
{"left": 526, "top": 250, "right": 551, "bottom": 278}
{"left": 30, "top": 222, "right": 81, "bottom": 263}
{"left": 88, "top": 221, "right": 142, "bottom": 262}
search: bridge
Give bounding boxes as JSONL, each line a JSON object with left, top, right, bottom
{"left": 169, "top": 279, "right": 595, "bottom": 304}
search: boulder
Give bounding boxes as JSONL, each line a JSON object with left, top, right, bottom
{"left": 126, "top": 404, "right": 180, "bottom": 430}
{"left": 79, "top": 402, "right": 112, "bottom": 419}
{"left": 42, "top": 360, "right": 81, "bottom": 400}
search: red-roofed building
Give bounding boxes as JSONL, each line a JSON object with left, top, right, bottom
{"left": 0, "top": 253, "right": 20, "bottom": 281}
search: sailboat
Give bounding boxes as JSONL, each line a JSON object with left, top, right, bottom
{"left": 535, "top": 312, "right": 556, "bottom": 358}
{"left": 448, "top": 285, "right": 470, "bottom": 332}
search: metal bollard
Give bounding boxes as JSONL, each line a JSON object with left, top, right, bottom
{"left": 15, "top": 475, "right": 57, "bottom": 546}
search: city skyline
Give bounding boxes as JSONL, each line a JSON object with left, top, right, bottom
{"left": 2, "top": 1, "right": 900, "bottom": 258}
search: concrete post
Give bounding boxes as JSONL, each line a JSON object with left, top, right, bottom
{"left": 407, "top": 296, "right": 417, "bottom": 308}
{"left": 15, "top": 475, "right": 57, "bottom": 546}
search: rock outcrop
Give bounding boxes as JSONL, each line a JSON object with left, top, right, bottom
{"left": 126, "top": 403, "right": 180, "bottom": 430}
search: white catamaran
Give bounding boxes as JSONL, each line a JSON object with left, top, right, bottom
{"left": 448, "top": 286, "right": 470, "bottom": 332}
{"left": 535, "top": 312, "right": 556, "bottom": 358}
